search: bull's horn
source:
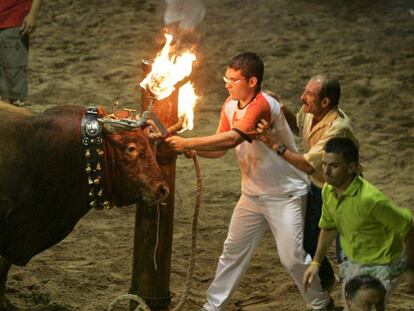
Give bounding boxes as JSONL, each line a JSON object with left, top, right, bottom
{"left": 98, "top": 117, "right": 148, "bottom": 133}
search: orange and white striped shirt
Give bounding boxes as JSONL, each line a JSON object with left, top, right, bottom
{"left": 217, "top": 91, "right": 308, "bottom": 196}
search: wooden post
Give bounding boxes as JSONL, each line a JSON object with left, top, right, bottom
{"left": 129, "top": 60, "right": 178, "bottom": 310}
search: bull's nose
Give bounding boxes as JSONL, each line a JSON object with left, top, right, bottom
{"left": 157, "top": 183, "right": 169, "bottom": 202}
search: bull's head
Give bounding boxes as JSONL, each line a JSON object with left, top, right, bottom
{"left": 98, "top": 113, "right": 169, "bottom": 207}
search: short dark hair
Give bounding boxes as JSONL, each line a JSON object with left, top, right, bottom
{"left": 324, "top": 137, "right": 359, "bottom": 164}
{"left": 345, "top": 274, "right": 386, "bottom": 306}
{"left": 228, "top": 52, "right": 264, "bottom": 91}
{"left": 310, "top": 74, "right": 341, "bottom": 107}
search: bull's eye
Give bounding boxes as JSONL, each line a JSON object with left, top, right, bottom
{"left": 125, "top": 143, "right": 138, "bottom": 156}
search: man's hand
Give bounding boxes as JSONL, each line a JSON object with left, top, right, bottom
{"left": 256, "top": 119, "right": 279, "bottom": 147}
{"left": 303, "top": 263, "right": 320, "bottom": 292}
{"left": 165, "top": 135, "right": 187, "bottom": 152}
{"left": 21, "top": 13, "right": 38, "bottom": 36}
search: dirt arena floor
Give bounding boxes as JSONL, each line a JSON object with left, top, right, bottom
{"left": 3, "top": 0, "right": 414, "bottom": 310}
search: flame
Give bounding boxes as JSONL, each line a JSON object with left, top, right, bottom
{"left": 178, "top": 82, "right": 198, "bottom": 132}
{"left": 140, "top": 33, "right": 199, "bottom": 132}
{"left": 140, "top": 33, "right": 195, "bottom": 100}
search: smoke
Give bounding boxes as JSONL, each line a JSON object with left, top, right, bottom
{"left": 164, "top": 0, "right": 205, "bottom": 30}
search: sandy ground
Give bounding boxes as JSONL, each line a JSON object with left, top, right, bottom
{"left": 3, "top": 0, "right": 414, "bottom": 310}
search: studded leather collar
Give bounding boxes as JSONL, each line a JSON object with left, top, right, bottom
{"left": 81, "top": 107, "right": 112, "bottom": 210}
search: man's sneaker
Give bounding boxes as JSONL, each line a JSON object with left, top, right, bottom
{"left": 11, "top": 100, "right": 26, "bottom": 107}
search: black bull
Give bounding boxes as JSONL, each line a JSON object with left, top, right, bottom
{"left": 0, "top": 103, "right": 169, "bottom": 300}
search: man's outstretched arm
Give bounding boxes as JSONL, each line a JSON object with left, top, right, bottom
{"left": 256, "top": 118, "right": 315, "bottom": 174}
{"left": 166, "top": 130, "right": 244, "bottom": 153}
{"left": 303, "top": 228, "right": 337, "bottom": 292}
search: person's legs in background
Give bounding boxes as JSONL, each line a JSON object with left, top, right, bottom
{"left": 0, "top": 28, "right": 29, "bottom": 106}
{"left": 264, "top": 194, "right": 332, "bottom": 310}
{"left": 303, "top": 183, "right": 336, "bottom": 290}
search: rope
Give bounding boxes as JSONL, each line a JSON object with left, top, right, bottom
{"left": 172, "top": 150, "right": 202, "bottom": 311}
{"left": 153, "top": 203, "right": 161, "bottom": 271}
{"left": 107, "top": 151, "right": 203, "bottom": 311}
{"left": 107, "top": 294, "right": 151, "bottom": 311}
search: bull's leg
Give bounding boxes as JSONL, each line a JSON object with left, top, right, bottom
{"left": 0, "top": 257, "right": 12, "bottom": 311}
{"left": 0, "top": 256, "right": 11, "bottom": 295}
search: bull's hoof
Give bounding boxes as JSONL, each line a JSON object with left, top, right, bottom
{"left": 0, "top": 296, "right": 15, "bottom": 311}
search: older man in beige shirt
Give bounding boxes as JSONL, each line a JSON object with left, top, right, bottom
{"left": 257, "top": 74, "right": 359, "bottom": 292}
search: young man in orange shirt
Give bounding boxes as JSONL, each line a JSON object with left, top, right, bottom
{"left": 167, "top": 52, "right": 333, "bottom": 311}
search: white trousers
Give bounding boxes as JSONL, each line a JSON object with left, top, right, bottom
{"left": 203, "top": 193, "right": 330, "bottom": 310}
